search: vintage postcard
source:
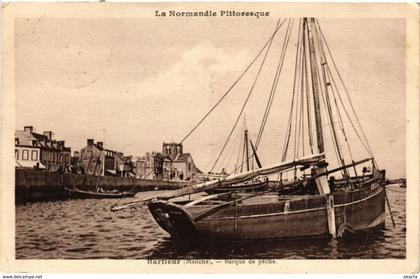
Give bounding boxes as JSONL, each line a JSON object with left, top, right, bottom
{"left": 0, "top": 2, "right": 419, "bottom": 274}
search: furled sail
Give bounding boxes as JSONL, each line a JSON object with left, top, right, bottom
{"left": 155, "top": 153, "right": 325, "bottom": 200}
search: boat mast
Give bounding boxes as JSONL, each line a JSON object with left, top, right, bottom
{"left": 250, "top": 140, "right": 262, "bottom": 168}
{"left": 311, "top": 19, "right": 347, "bottom": 173}
{"left": 305, "top": 18, "right": 324, "bottom": 154}
{"left": 244, "top": 129, "right": 250, "bottom": 172}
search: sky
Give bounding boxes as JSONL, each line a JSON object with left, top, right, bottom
{"left": 15, "top": 17, "right": 406, "bottom": 178}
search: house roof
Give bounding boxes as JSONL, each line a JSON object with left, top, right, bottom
{"left": 174, "top": 153, "right": 191, "bottom": 162}
{"left": 94, "top": 143, "right": 104, "bottom": 151}
{"left": 162, "top": 154, "right": 173, "bottom": 161}
{"left": 16, "top": 129, "right": 70, "bottom": 152}
{"left": 173, "top": 153, "right": 202, "bottom": 173}
{"left": 32, "top": 132, "right": 48, "bottom": 141}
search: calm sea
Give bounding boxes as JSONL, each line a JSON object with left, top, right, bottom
{"left": 15, "top": 184, "right": 406, "bottom": 259}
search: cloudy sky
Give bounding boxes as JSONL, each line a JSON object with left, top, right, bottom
{"left": 15, "top": 17, "right": 406, "bottom": 178}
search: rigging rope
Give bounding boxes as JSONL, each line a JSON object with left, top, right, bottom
{"left": 297, "top": 25, "right": 307, "bottom": 158}
{"left": 180, "top": 18, "right": 287, "bottom": 144}
{"left": 303, "top": 22, "right": 314, "bottom": 154}
{"left": 315, "top": 22, "right": 341, "bottom": 171}
{"left": 210, "top": 19, "right": 287, "bottom": 172}
{"left": 234, "top": 127, "right": 244, "bottom": 174}
{"left": 230, "top": 18, "right": 294, "bottom": 175}
{"left": 316, "top": 19, "right": 376, "bottom": 166}
{"left": 328, "top": 68, "right": 355, "bottom": 163}
{"left": 313, "top": 19, "right": 347, "bottom": 173}
{"left": 299, "top": 44, "right": 306, "bottom": 158}
{"left": 255, "top": 20, "right": 293, "bottom": 149}
{"left": 327, "top": 66, "right": 373, "bottom": 158}
{"left": 280, "top": 20, "right": 299, "bottom": 162}
{"left": 241, "top": 130, "right": 247, "bottom": 172}
{"left": 293, "top": 19, "right": 304, "bottom": 160}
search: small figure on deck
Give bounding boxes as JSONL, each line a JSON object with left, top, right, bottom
{"left": 328, "top": 176, "right": 336, "bottom": 192}
{"left": 362, "top": 166, "right": 370, "bottom": 181}
{"left": 306, "top": 168, "right": 318, "bottom": 195}
{"left": 57, "top": 166, "right": 64, "bottom": 174}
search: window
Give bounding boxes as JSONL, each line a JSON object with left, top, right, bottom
{"left": 31, "top": 150, "right": 38, "bottom": 161}
{"left": 22, "top": 150, "right": 29, "bottom": 160}
{"left": 15, "top": 150, "right": 19, "bottom": 160}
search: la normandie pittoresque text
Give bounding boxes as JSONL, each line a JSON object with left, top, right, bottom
{"left": 155, "top": 10, "right": 270, "bottom": 18}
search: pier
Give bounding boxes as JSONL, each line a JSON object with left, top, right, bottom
{"left": 15, "top": 169, "right": 190, "bottom": 203}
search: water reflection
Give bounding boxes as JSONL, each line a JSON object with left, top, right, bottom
{"left": 147, "top": 227, "right": 400, "bottom": 259}
{"left": 16, "top": 185, "right": 405, "bottom": 259}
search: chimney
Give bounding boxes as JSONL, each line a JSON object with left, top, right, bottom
{"left": 87, "top": 139, "right": 94, "bottom": 146}
{"left": 24, "top": 126, "right": 33, "bottom": 133}
{"left": 43, "top": 131, "right": 52, "bottom": 141}
{"left": 97, "top": 141, "right": 103, "bottom": 149}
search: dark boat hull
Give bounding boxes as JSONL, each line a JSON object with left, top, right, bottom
{"left": 148, "top": 184, "right": 385, "bottom": 241}
{"left": 66, "top": 188, "right": 136, "bottom": 199}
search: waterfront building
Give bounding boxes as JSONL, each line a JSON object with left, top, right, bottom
{"left": 134, "top": 143, "right": 201, "bottom": 181}
{"left": 132, "top": 155, "right": 147, "bottom": 179}
{"left": 161, "top": 142, "right": 201, "bottom": 181}
{"left": 122, "top": 155, "right": 136, "bottom": 177}
{"left": 79, "top": 139, "right": 129, "bottom": 177}
{"left": 15, "top": 126, "right": 71, "bottom": 171}
{"left": 132, "top": 152, "right": 162, "bottom": 180}
{"left": 79, "top": 139, "right": 104, "bottom": 176}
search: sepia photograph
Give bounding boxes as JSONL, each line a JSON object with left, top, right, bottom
{"left": 1, "top": 2, "right": 418, "bottom": 274}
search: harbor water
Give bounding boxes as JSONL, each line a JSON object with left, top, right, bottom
{"left": 15, "top": 184, "right": 406, "bottom": 259}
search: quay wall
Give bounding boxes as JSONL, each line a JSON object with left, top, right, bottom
{"left": 15, "top": 169, "right": 190, "bottom": 203}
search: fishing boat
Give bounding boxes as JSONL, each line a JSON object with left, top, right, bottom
{"left": 65, "top": 152, "right": 136, "bottom": 199}
{"left": 113, "top": 18, "right": 389, "bottom": 241}
{"left": 206, "top": 127, "right": 270, "bottom": 194}
{"left": 65, "top": 186, "right": 136, "bottom": 199}
{"left": 147, "top": 155, "right": 385, "bottom": 240}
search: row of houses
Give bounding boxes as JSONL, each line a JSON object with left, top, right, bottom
{"left": 75, "top": 139, "right": 202, "bottom": 181}
{"left": 15, "top": 126, "right": 71, "bottom": 172}
{"left": 15, "top": 126, "right": 202, "bottom": 181}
